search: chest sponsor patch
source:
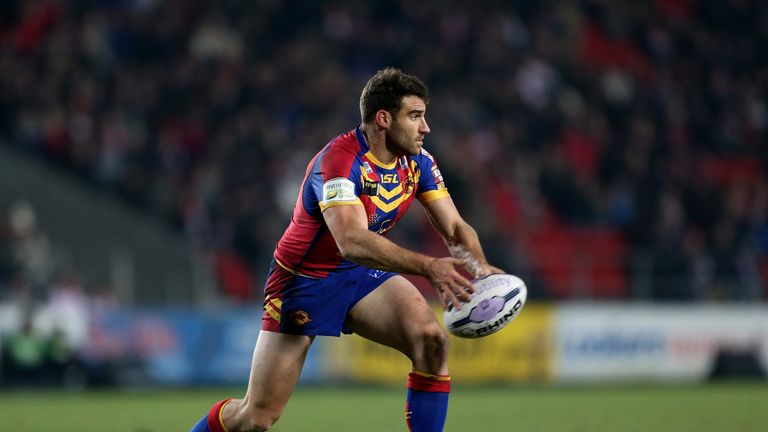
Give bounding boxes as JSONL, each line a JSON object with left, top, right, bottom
{"left": 362, "top": 179, "right": 380, "bottom": 196}
{"left": 322, "top": 178, "right": 358, "bottom": 204}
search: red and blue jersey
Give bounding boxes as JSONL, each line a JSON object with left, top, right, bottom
{"left": 273, "top": 127, "right": 449, "bottom": 278}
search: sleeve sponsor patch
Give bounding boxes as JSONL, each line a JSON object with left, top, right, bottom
{"left": 431, "top": 165, "right": 444, "bottom": 184}
{"left": 322, "top": 177, "right": 358, "bottom": 204}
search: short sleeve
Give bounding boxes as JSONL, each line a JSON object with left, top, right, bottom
{"left": 415, "top": 148, "right": 450, "bottom": 203}
{"left": 311, "top": 140, "right": 363, "bottom": 212}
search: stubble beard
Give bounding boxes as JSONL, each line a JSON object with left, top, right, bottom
{"left": 388, "top": 125, "right": 421, "bottom": 157}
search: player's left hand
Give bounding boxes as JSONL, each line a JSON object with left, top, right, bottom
{"left": 476, "top": 264, "right": 505, "bottom": 278}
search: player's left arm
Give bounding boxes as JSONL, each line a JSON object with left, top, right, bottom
{"left": 421, "top": 196, "right": 505, "bottom": 278}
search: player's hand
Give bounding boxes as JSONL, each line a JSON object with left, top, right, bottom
{"left": 426, "top": 257, "right": 475, "bottom": 311}
{"left": 476, "top": 264, "right": 505, "bottom": 278}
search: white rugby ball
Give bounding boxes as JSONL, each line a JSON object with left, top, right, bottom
{"left": 443, "top": 273, "right": 527, "bottom": 338}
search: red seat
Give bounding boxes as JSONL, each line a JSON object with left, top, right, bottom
{"left": 528, "top": 225, "right": 627, "bottom": 299}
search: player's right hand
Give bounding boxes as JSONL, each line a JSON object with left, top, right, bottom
{"left": 426, "top": 257, "right": 475, "bottom": 311}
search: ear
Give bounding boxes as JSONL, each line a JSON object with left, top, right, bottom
{"left": 374, "top": 109, "right": 392, "bottom": 130}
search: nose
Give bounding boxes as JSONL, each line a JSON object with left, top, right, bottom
{"left": 420, "top": 117, "right": 430, "bottom": 135}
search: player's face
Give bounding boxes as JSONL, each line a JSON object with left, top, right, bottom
{"left": 387, "top": 95, "right": 430, "bottom": 156}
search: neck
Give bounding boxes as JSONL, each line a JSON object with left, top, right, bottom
{"left": 361, "top": 123, "right": 397, "bottom": 165}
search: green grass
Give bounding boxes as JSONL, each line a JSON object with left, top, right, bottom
{"left": 1, "top": 382, "right": 767, "bottom": 431}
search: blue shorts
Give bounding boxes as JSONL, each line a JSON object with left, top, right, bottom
{"left": 261, "top": 260, "right": 397, "bottom": 337}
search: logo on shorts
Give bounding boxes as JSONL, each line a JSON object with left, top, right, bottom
{"left": 368, "top": 270, "right": 386, "bottom": 279}
{"left": 288, "top": 310, "right": 312, "bottom": 326}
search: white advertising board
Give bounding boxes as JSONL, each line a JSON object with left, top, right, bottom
{"left": 555, "top": 304, "right": 768, "bottom": 382}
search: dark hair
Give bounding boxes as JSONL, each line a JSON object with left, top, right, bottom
{"left": 359, "top": 68, "right": 429, "bottom": 123}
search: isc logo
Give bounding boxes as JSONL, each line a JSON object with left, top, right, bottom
{"left": 381, "top": 173, "right": 398, "bottom": 183}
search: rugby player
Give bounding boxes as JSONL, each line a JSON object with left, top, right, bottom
{"left": 191, "top": 68, "right": 500, "bottom": 432}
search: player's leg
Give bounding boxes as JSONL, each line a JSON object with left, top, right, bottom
{"left": 190, "top": 330, "right": 313, "bottom": 432}
{"left": 346, "top": 275, "right": 448, "bottom": 373}
{"left": 224, "top": 331, "right": 314, "bottom": 431}
{"left": 345, "top": 275, "right": 451, "bottom": 432}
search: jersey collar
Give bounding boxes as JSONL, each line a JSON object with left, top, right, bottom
{"left": 355, "top": 126, "right": 399, "bottom": 170}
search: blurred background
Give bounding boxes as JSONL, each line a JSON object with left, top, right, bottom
{"left": 0, "top": 0, "right": 767, "bottom": 395}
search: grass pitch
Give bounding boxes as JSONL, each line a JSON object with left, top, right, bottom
{"left": 1, "top": 382, "right": 766, "bottom": 431}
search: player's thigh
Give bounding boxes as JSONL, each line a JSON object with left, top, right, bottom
{"left": 242, "top": 330, "right": 313, "bottom": 410}
{"left": 345, "top": 275, "right": 440, "bottom": 356}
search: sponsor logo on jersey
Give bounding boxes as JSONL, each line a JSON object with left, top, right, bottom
{"left": 322, "top": 178, "right": 357, "bottom": 203}
{"left": 362, "top": 161, "right": 373, "bottom": 174}
{"left": 431, "top": 165, "right": 444, "bottom": 184}
{"left": 376, "top": 219, "right": 394, "bottom": 235}
{"left": 381, "top": 173, "right": 398, "bottom": 183}
{"left": 399, "top": 156, "right": 409, "bottom": 170}
{"left": 362, "top": 179, "right": 380, "bottom": 196}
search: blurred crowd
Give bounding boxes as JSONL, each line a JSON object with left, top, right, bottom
{"left": 0, "top": 201, "right": 117, "bottom": 387}
{"left": 0, "top": 0, "right": 767, "bottom": 302}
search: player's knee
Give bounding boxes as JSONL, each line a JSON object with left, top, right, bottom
{"left": 414, "top": 321, "right": 449, "bottom": 362}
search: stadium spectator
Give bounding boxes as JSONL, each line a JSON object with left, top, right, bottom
{"left": 1, "top": 316, "right": 49, "bottom": 387}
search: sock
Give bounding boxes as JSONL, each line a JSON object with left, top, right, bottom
{"left": 405, "top": 371, "right": 451, "bottom": 432}
{"left": 189, "top": 399, "right": 232, "bottom": 432}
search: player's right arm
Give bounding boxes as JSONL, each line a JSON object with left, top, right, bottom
{"left": 322, "top": 203, "right": 474, "bottom": 309}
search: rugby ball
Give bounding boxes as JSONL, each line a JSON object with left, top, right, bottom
{"left": 443, "top": 274, "right": 527, "bottom": 338}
